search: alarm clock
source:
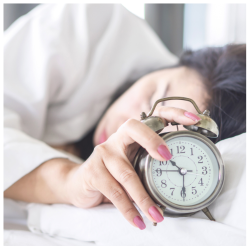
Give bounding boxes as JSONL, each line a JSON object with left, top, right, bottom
{"left": 133, "top": 97, "right": 224, "bottom": 225}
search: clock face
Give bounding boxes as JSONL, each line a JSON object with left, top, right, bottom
{"left": 151, "top": 136, "right": 219, "bottom": 206}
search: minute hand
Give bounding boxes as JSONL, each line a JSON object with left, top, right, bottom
{"left": 182, "top": 175, "right": 186, "bottom": 201}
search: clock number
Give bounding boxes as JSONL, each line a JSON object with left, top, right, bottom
{"left": 180, "top": 189, "right": 186, "bottom": 198}
{"left": 156, "top": 168, "right": 162, "bottom": 176}
{"left": 198, "top": 156, "right": 203, "bottom": 163}
{"left": 202, "top": 166, "right": 207, "bottom": 175}
{"left": 159, "top": 161, "right": 167, "bottom": 166}
{"left": 170, "top": 188, "right": 175, "bottom": 196}
{"left": 191, "top": 148, "right": 193, "bottom": 155}
{"left": 198, "top": 178, "right": 204, "bottom": 186}
{"left": 177, "top": 146, "right": 185, "bottom": 154}
{"left": 192, "top": 187, "right": 197, "bottom": 195}
{"left": 170, "top": 149, "right": 173, "bottom": 156}
{"left": 161, "top": 180, "right": 167, "bottom": 188}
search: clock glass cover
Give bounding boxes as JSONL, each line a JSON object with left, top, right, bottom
{"left": 151, "top": 136, "right": 219, "bottom": 206}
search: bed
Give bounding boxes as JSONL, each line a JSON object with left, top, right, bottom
{"left": 4, "top": 133, "right": 246, "bottom": 246}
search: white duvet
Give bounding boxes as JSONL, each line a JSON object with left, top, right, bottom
{"left": 4, "top": 133, "right": 246, "bottom": 246}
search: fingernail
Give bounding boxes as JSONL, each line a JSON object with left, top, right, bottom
{"left": 184, "top": 112, "right": 201, "bottom": 122}
{"left": 157, "top": 145, "right": 172, "bottom": 160}
{"left": 99, "top": 130, "right": 107, "bottom": 144}
{"left": 133, "top": 216, "right": 146, "bottom": 230}
{"left": 148, "top": 206, "right": 164, "bottom": 223}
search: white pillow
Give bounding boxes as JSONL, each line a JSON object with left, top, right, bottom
{"left": 27, "top": 133, "right": 246, "bottom": 245}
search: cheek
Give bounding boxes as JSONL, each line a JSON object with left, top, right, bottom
{"left": 150, "top": 82, "right": 168, "bottom": 107}
{"left": 95, "top": 79, "right": 157, "bottom": 143}
{"left": 115, "top": 86, "right": 152, "bottom": 116}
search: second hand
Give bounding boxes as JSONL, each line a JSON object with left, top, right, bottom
{"left": 157, "top": 170, "right": 193, "bottom": 172}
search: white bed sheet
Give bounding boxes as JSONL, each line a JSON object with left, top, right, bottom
{"left": 4, "top": 229, "right": 96, "bottom": 246}
{"left": 4, "top": 133, "right": 246, "bottom": 246}
{"left": 4, "top": 199, "right": 96, "bottom": 246}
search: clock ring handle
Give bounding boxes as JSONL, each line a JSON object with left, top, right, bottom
{"left": 145, "top": 96, "right": 202, "bottom": 119}
{"left": 140, "top": 96, "right": 219, "bottom": 138}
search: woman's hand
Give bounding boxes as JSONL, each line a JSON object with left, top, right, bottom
{"left": 4, "top": 106, "right": 201, "bottom": 230}
{"left": 64, "top": 107, "right": 201, "bottom": 230}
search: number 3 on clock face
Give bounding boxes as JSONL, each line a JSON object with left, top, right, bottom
{"left": 151, "top": 135, "right": 220, "bottom": 206}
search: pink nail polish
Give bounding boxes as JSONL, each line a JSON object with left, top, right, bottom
{"left": 99, "top": 129, "right": 107, "bottom": 144}
{"left": 133, "top": 216, "right": 146, "bottom": 230}
{"left": 184, "top": 112, "right": 201, "bottom": 122}
{"left": 148, "top": 206, "right": 164, "bottom": 223}
{"left": 157, "top": 145, "right": 172, "bottom": 160}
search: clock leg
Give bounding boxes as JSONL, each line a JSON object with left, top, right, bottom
{"left": 152, "top": 205, "right": 166, "bottom": 226}
{"left": 202, "top": 207, "right": 215, "bottom": 221}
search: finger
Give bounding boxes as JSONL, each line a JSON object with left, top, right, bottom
{"left": 154, "top": 106, "right": 201, "bottom": 125}
{"left": 103, "top": 151, "right": 164, "bottom": 224}
{"left": 89, "top": 148, "right": 146, "bottom": 230}
{"left": 102, "top": 196, "right": 112, "bottom": 203}
{"left": 112, "top": 118, "right": 171, "bottom": 162}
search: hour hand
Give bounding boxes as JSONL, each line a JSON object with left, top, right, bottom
{"left": 169, "top": 160, "right": 181, "bottom": 170}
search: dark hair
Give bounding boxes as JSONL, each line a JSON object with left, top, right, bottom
{"left": 179, "top": 44, "right": 246, "bottom": 143}
{"left": 76, "top": 44, "right": 246, "bottom": 160}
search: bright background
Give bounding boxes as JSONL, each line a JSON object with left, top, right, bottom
{"left": 4, "top": 3, "right": 246, "bottom": 57}
{"left": 122, "top": 3, "right": 246, "bottom": 56}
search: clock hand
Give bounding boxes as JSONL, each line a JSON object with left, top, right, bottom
{"left": 160, "top": 170, "right": 178, "bottom": 172}
{"left": 155, "top": 170, "right": 179, "bottom": 176}
{"left": 160, "top": 170, "right": 193, "bottom": 172}
{"left": 169, "top": 160, "right": 181, "bottom": 171}
{"left": 169, "top": 161, "right": 194, "bottom": 173}
{"left": 181, "top": 175, "right": 186, "bottom": 201}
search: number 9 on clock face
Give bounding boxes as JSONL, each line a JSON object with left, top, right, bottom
{"left": 151, "top": 134, "right": 220, "bottom": 207}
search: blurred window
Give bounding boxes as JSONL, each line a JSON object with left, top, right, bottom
{"left": 183, "top": 4, "right": 246, "bottom": 50}
{"left": 183, "top": 4, "right": 207, "bottom": 50}
{"left": 4, "top": 4, "right": 245, "bottom": 53}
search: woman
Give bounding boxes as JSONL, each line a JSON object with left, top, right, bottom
{"left": 4, "top": 4, "right": 246, "bottom": 231}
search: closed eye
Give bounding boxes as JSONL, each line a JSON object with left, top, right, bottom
{"left": 148, "top": 83, "right": 169, "bottom": 110}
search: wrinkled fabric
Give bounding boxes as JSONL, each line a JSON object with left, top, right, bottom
{"left": 25, "top": 133, "right": 245, "bottom": 245}
{"left": 4, "top": 4, "right": 177, "bottom": 190}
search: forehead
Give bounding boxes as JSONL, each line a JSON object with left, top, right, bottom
{"left": 161, "top": 66, "right": 204, "bottom": 84}
{"left": 163, "top": 67, "right": 208, "bottom": 107}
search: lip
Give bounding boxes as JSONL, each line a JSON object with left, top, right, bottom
{"left": 99, "top": 129, "right": 107, "bottom": 144}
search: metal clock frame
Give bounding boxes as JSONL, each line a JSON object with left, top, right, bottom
{"left": 134, "top": 130, "right": 225, "bottom": 217}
